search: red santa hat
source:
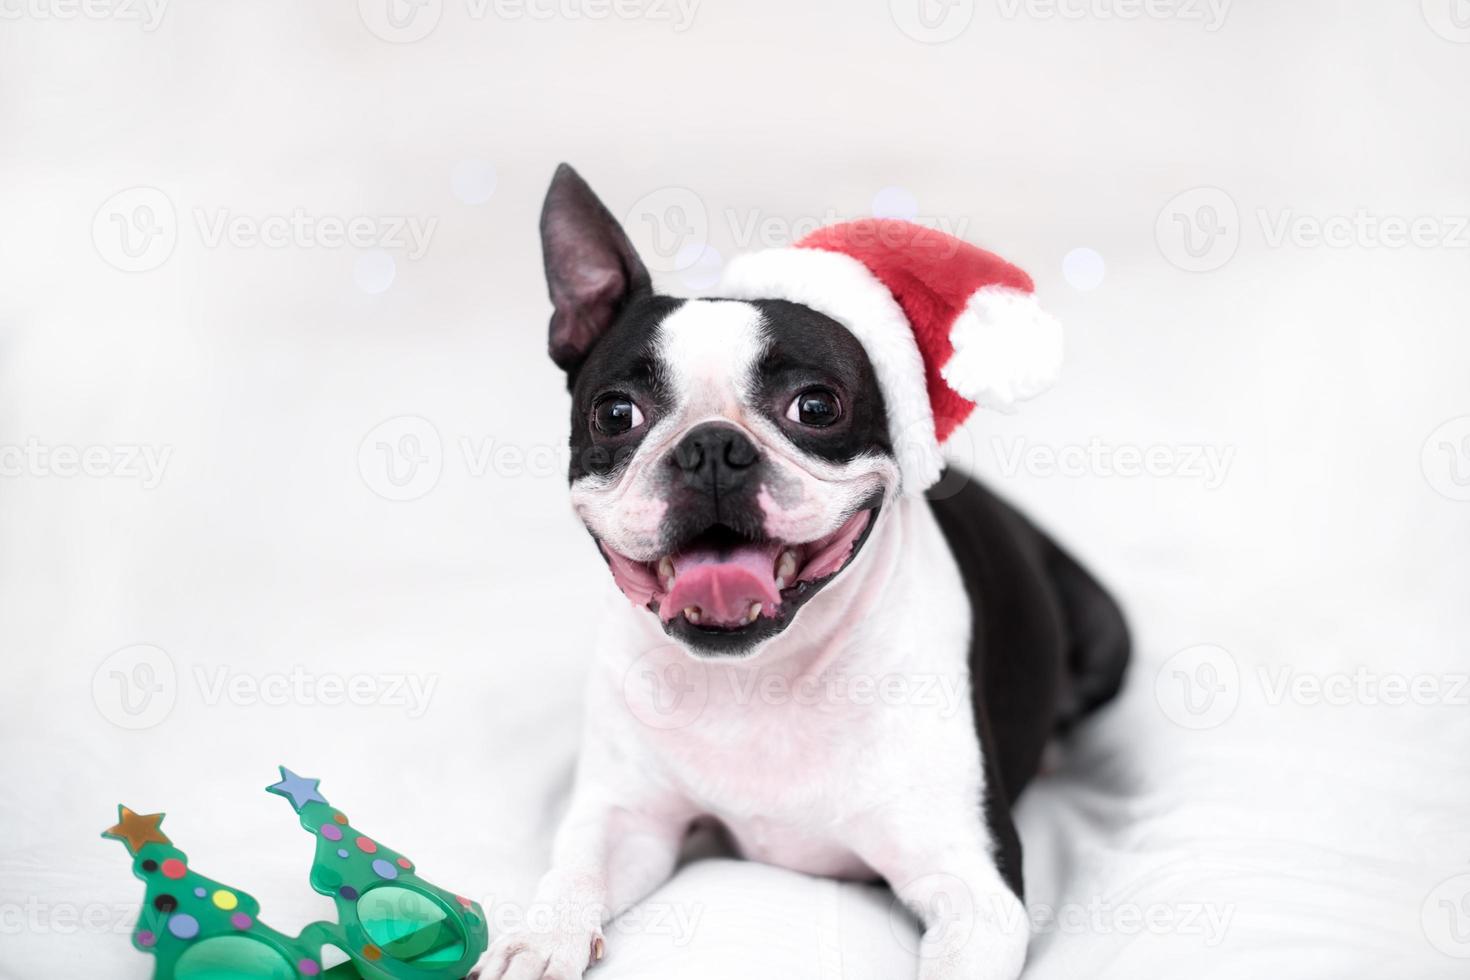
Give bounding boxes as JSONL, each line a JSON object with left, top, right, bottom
{"left": 716, "top": 219, "right": 1064, "bottom": 493}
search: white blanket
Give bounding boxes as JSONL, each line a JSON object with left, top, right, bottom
{"left": 2, "top": 4, "right": 1468, "bottom": 977}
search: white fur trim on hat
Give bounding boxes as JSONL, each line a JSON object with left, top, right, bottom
{"left": 941, "top": 286, "right": 1064, "bottom": 412}
{"left": 717, "top": 247, "right": 945, "bottom": 492}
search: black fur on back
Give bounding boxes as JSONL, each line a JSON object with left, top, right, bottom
{"left": 926, "top": 471, "right": 1130, "bottom": 898}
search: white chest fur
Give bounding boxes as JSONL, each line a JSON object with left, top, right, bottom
{"left": 586, "top": 494, "right": 990, "bottom": 879}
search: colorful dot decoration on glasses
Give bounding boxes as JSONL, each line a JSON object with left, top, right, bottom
{"left": 102, "top": 767, "right": 489, "bottom": 979}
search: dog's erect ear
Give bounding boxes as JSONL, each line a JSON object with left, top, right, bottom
{"left": 540, "top": 164, "right": 652, "bottom": 374}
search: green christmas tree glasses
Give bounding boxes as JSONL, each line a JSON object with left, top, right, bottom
{"left": 103, "top": 767, "right": 489, "bottom": 979}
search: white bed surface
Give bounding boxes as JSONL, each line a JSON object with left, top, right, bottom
{"left": 3, "top": 3, "right": 1469, "bottom": 977}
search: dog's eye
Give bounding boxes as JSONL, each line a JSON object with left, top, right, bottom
{"left": 591, "top": 394, "right": 644, "bottom": 436}
{"left": 786, "top": 387, "right": 842, "bottom": 427}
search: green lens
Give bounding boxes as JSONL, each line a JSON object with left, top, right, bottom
{"left": 174, "top": 935, "right": 297, "bottom": 979}
{"left": 356, "top": 886, "right": 465, "bottom": 964}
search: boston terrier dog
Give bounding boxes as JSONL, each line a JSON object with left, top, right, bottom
{"left": 470, "top": 165, "right": 1129, "bottom": 980}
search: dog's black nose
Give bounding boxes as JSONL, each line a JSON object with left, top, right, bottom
{"left": 670, "top": 423, "right": 760, "bottom": 492}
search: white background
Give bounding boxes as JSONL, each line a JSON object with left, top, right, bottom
{"left": 2, "top": 1, "right": 1468, "bottom": 977}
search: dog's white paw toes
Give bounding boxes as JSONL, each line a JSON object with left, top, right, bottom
{"left": 468, "top": 928, "right": 603, "bottom": 980}
{"left": 916, "top": 920, "right": 1028, "bottom": 980}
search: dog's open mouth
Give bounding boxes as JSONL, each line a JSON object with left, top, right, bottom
{"left": 599, "top": 503, "right": 880, "bottom": 652}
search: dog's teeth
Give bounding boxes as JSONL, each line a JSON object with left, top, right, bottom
{"left": 745, "top": 602, "right": 761, "bottom": 624}
{"left": 658, "top": 556, "right": 676, "bottom": 588}
{"left": 775, "top": 549, "right": 797, "bottom": 590}
{"left": 683, "top": 606, "right": 702, "bottom": 624}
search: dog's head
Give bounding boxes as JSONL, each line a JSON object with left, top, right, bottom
{"left": 542, "top": 166, "right": 898, "bottom": 658}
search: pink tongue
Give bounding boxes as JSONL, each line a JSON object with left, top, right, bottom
{"left": 661, "top": 541, "right": 783, "bottom": 625}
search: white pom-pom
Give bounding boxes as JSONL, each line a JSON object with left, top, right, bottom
{"left": 940, "top": 286, "right": 1064, "bottom": 411}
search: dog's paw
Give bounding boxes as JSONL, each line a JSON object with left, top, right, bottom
{"left": 468, "top": 926, "right": 604, "bottom": 980}
{"left": 916, "top": 912, "right": 1028, "bottom": 980}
